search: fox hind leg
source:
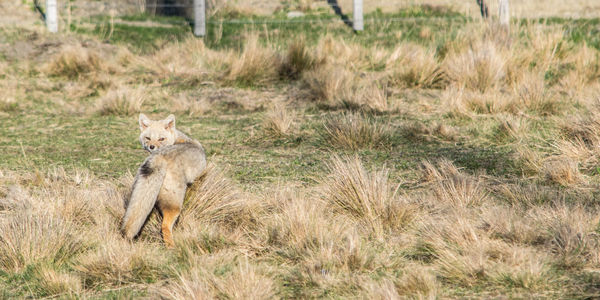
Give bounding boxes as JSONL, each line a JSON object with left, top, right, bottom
{"left": 157, "top": 178, "right": 186, "bottom": 248}
{"left": 160, "top": 206, "right": 181, "bottom": 248}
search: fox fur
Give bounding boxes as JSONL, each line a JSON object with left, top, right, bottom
{"left": 121, "top": 113, "right": 206, "bottom": 247}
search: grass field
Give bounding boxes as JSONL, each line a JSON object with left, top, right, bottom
{"left": 3, "top": 2, "right": 600, "bottom": 298}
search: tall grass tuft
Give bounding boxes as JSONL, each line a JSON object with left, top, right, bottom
{"left": 182, "top": 164, "right": 254, "bottom": 229}
{"left": 262, "top": 104, "right": 295, "bottom": 137}
{"left": 0, "top": 213, "right": 83, "bottom": 272}
{"left": 445, "top": 41, "right": 506, "bottom": 92}
{"left": 302, "top": 64, "right": 354, "bottom": 103}
{"left": 321, "top": 112, "right": 392, "bottom": 150}
{"left": 226, "top": 34, "right": 281, "bottom": 86}
{"left": 386, "top": 43, "right": 444, "bottom": 88}
{"left": 44, "top": 44, "right": 108, "bottom": 79}
{"left": 323, "top": 155, "right": 413, "bottom": 237}
{"left": 96, "top": 86, "right": 145, "bottom": 116}
{"left": 421, "top": 159, "right": 488, "bottom": 208}
{"left": 280, "top": 37, "right": 323, "bottom": 80}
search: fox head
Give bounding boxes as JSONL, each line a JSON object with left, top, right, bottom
{"left": 138, "top": 113, "right": 177, "bottom": 153}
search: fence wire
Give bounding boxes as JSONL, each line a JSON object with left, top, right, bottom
{"left": 39, "top": 1, "right": 469, "bottom": 31}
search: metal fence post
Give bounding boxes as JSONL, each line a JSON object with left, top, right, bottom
{"left": 498, "top": 0, "right": 510, "bottom": 29}
{"left": 46, "top": 0, "right": 58, "bottom": 33}
{"left": 353, "top": 0, "right": 363, "bottom": 31}
{"left": 194, "top": 0, "right": 206, "bottom": 37}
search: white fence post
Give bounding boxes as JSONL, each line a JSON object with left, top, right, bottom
{"left": 353, "top": 0, "right": 363, "bottom": 31}
{"left": 194, "top": 0, "right": 206, "bottom": 37}
{"left": 498, "top": 0, "right": 510, "bottom": 29}
{"left": 46, "top": 0, "right": 58, "bottom": 33}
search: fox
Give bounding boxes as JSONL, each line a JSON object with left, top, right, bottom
{"left": 121, "top": 113, "right": 207, "bottom": 247}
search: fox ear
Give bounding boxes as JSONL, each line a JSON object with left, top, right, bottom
{"left": 164, "top": 114, "right": 176, "bottom": 130}
{"left": 139, "top": 113, "right": 151, "bottom": 131}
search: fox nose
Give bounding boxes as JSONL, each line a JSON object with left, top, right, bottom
{"left": 149, "top": 145, "right": 155, "bottom": 150}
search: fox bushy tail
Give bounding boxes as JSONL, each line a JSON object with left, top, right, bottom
{"left": 122, "top": 156, "right": 167, "bottom": 239}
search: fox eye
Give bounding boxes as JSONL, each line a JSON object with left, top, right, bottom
{"left": 158, "top": 137, "right": 165, "bottom": 141}
{"left": 145, "top": 137, "right": 151, "bottom": 140}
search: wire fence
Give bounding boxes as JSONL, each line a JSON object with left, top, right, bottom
{"left": 39, "top": 0, "right": 469, "bottom": 27}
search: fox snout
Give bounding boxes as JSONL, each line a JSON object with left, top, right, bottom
{"left": 143, "top": 141, "right": 163, "bottom": 153}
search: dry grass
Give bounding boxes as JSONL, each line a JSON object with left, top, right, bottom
{"left": 323, "top": 155, "right": 414, "bottom": 238}
{"left": 445, "top": 41, "right": 507, "bottom": 92}
{"left": 543, "top": 157, "right": 585, "bottom": 186}
{"left": 386, "top": 43, "right": 444, "bottom": 88}
{"left": 280, "top": 37, "right": 323, "bottom": 80}
{"left": 43, "top": 44, "right": 110, "bottom": 79}
{"left": 95, "top": 85, "right": 146, "bottom": 116}
{"left": 181, "top": 163, "right": 247, "bottom": 227}
{"left": 74, "top": 238, "right": 167, "bottom": 286}
{"left": 34, "top": 265, "right": 82, "bottom": 296}
{"left": 321, "top": 112, "right": 392, "bottom": 150}
{"left": 494, "top": 114, "right": 530, "bottom": 141}
{"left": 421, "top": 160, "right": 488, "bottom": 208}
{"left": 262, "top": 104, "right": 295, "bottom": 137}
{"left": 0, "top": 212, "right": 84, "bottom": 272}
{"left": 302, "top": 63, "right": 355, "bottom": 103}
{"left": 0, "top": 96, "right": 18, "bottom": 112}
{"left": 225, "top": 34, "right": 281, "bottom": 86}
{"left": 141, "top": 38, "right": 219, "bottom": 85}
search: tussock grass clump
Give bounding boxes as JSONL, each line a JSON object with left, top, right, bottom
{"left": 214, "top": 260, "right": 275, "bottom": 299}
{"left": 321, "top": 112, "right": 392, "bottom": 150}
{"left": 262, "top": 104, "right": 295, "bottom": 137}
{"left": 265, "top": 188, "right": 357, "bottom": 268}
{"left": 74, "top": 239, "right": 167, "bottom": 286}
{"left": 421, "top": 160, "right": 488, "bottom": 208}
{"left": 386, "top": 43, "right": 444, "bottom": 88}
{"left": 323, "top": 155, "right": 413, "bottom": 237}
{"left": 513, "top": 146, "right": 544, "bottom": 176}
{"left": 33, "top": 265, "right": 82, "bottom": 297}
{"left": 96, "top": 86, "right": 145, "bottom": 116}
{"left": 543, "top": 157, "right": 585, "bottom": 186}
{"left": 314, "top": 36, "right": 364, "bottom": 69}
{"left": 366, "top": 268, "right": 439, "bottom": 299}
{"left": 280, "top": 37, "right": 323, "bottom": 80}
{"left": 44, "top": 45, "right": 108, "bottom": 79}
{"left": 553, "top": 139, "right": 598, "bottom": 169}
{"left": 143, "top": 38, "right": 222, "bottom": 85}
{"left": 226, "top": 34, "right": 281, "bottom": 86}
{"left": 170, "top": 94, "right": 211, "bottom": 116}
{"left": 488, "top": 247, "right": 551, "bottom": 291}
{"left": 445, "top": 41, "right": 506, "bottom": 92}
{"left": 443, "top": 88, "right": 520, "bottom": 117}
{"left": 560, "top": 45, "right": 600, "bottom": 91}
{"left": 517, "top": 72, "right": 564, "bottom": 115}
{"left": 336, "top": 79, "right": 391, "bottom": 112}
{"left": 355, "top": 83, "right": 390, "bottom": 112}
{"left": 494, "top": 114, "right": 530, "bottom": 141}
{"left": 160, "top": 257, "right": 274, "bottom": 300}
{"left": 0, "top": 97, "right": 18, "bottom": 112}
{"left": 0, "top": 213, "right": 83, "bottom": 272}
{"left": 417, "top": 216, "right": 494, "bottom": 286}
{"left": 397, "top": 265, "right": 439, "bottom": 297}
{"left": 531, "top": 205, "right": 600, "bottom": 269}
{"left": 302, "top": 63, "right": 354, "bottom": 103}
{"left": 560, "top": 113, "right": 600, "bottom": 147}
{"left": 481, "top": 205, "right": 543, "bottom": 245}
{"left": 182, "top": 163, "right": 251, "bottom": 228}
{"left": 416, "top": 213, "right": 549, "bottom": 290}
{"left": 403, "top": 121, "right": 459, "bottom": 142}
{"left": 159, "top": 269, "right": 213, "bottom": 299}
